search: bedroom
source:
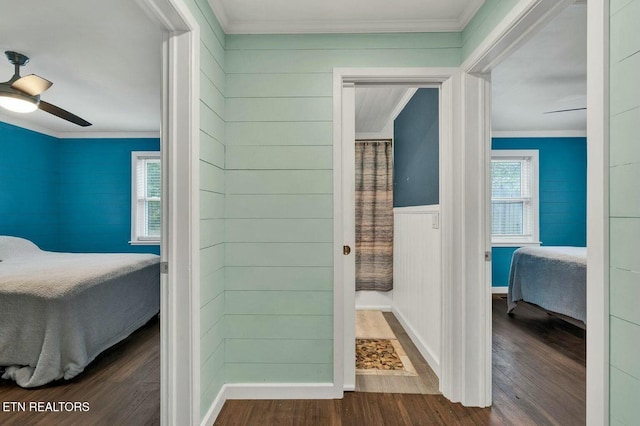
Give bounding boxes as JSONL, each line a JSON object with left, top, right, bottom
{"left": 490, "top": 2, "right": 587, "bottom": 421}
{"left": 0, "top": 0, "right": 164, "bottom": 421}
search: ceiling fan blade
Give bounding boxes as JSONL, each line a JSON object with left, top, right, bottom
{"left": 38, "top": 100, "right": 92, "bottom": 127}
{"left": 543, "top": 107, "right": 587, "bottom": 114}
{"left": 11, "top": 74, "right": 53, "bottom": 96}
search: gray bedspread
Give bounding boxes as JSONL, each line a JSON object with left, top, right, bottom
{"left": 507, "top": 246, "right": 586, "bottom": 324}
{"left": 0, "top": 236, "right": 160, "bottom": 388}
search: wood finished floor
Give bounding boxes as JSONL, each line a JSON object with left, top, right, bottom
{"left": 0, "top": 316, "right": 160, "bottom": 426}
{"left": 355, "top": 312, "right": 440, "bottom": 394}
{"left": 215, "top": 296, "right": 586, "bottom": 425}
{"left": 0, "top": 296, "right": 586, "bottom": 425}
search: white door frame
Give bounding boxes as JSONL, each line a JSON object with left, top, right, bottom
{"left": 137, "top": 0, "right": 200, "bottom": 424}
{"left": 333, "top": 68, "right": 490, "bottom": 404}
{"left": 333, "top": 0, "right": 599, "bottom": 409}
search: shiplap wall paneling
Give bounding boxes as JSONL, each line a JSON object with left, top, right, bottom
{"left": 609, "top": 0, "right": 640, "bottom": 423}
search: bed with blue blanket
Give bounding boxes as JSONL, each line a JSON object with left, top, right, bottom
{"left": 0, "top": 236, "right": 160, "bottom": 388}
{"left": 507, "top": 246, "right": 586, "bottom": 326}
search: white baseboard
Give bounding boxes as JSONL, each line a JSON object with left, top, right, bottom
{"left": 355, "top": 305, "right": 392, "bottom": 312}
{"left": 200, "top": 385, "right": 228, "bottom": 426}
{"left": 492, "top": 286, "right": 509, "bottom": 294}
{"left": 391, "top": 307, "right": 441, "bottom": 379}
{"left": 225, "top": 383, "right": 338, "bottom": 400}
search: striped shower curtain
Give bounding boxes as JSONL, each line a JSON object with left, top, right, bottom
{"left": 355, "top": 140, "right": 394, "bottom": 291}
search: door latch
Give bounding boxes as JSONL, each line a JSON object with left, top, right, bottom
{"left": 343, "top": 245, "right": 351, "bottom": 255}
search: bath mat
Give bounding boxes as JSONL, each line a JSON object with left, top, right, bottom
{"left": 356, "top": 338, "right": 417, "bottom": 376}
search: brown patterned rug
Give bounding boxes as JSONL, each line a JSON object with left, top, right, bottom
{"left": 356, "top": 338, "right": 417, "bottom": 376}
{"left": 356, "top": 339, "right": 404, "bottom": 370}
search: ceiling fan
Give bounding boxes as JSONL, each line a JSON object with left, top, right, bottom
{"left": 543, "top": 107, "right": 587, "bottom": 114}
{"left": 0, "top": 51, "right": 91, "bottom": 127}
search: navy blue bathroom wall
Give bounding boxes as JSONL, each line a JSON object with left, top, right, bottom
{"left": 0, "top": 121, "right": 60, "bottom": 251}
{"left": 58, "top": 138, "right": 160, "bottom": 254}
{"left": 0, "top": 121, "right": 159, "bottom": 254}
{"left": 393, "top": 88, "right": 439, "bottom": 207}
{"left": 492, "top": 137, "right": 587, "bottom": 288}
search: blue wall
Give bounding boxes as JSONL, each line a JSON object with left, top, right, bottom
{"left": 0, "top": 121, "right": 159, "bottom": 254}
{"left": 492, "top": 137, "right": 587, "bottom": 287}
{"left": 393, "top": 88, "right": 439, "bottom": 207}
{"left": 58, "top": 138, "right": 160, "bottom": 254}
{"left": 0, "top": 122, "right": 60, "bottom": 251}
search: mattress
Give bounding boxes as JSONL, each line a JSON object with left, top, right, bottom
{"left": 507, "top": 246, "right": 586, "bottom": 324}
{"left": 0, "top": 236, "right": 160, "bottom": 388}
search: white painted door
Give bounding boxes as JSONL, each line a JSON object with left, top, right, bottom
{"left": 341, "top": 82, "right": 356, "bottom": 390}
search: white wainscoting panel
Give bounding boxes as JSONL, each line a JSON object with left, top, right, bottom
{"left": 392, "top": 205, "right": 441, "bottom": 378}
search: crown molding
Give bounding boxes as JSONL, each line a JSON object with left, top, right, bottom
{"left": 58, "top": 131, "right": 160, "bottom": 139}
{"left": 208, "top": 0, "right": 484, "bottom": 34}
{"left": 0, "top": 113, "right": 159, "bottom": 139}
{"left": 0, "top": 112, "right": 59, "bottom": 138}
{"left": 492, "top": 129, "right": 587, "bottom": 138}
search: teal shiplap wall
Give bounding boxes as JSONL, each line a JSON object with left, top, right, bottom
{"left": 609, "top": 0, "right": 640, "bottom": 423}
{"left": 491, "top": 137, "right": 587, "bottom": 288}
{"left": 182, "top": 0, "right": 226, "bottom": 418}
{"left": 57, "top": 138, "right": 160, "bottom": 255}
{"left": 0, "top": 122, "right": 59, "bottom": 250}
{"left": 0, "top": 121, "right": 159, "bottom": 255}
{"left": 223, "top": 32, "right": 460, "bottom": 384}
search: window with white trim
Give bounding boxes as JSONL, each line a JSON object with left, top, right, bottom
{"left": 131, "top": 151, "right": 161, "bottom": 245}
{"left": 491, "top": 150, "right": 539, "bottom": 246}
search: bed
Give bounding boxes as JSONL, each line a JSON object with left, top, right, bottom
{"left": 0, "top": 236, "right": 160, "bottom": 388}
{"left": 507, "top": 246, "right": 586, "bottom": 326}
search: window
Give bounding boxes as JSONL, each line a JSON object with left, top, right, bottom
{"left": 491, "top": 150, "right": 539, "bottom": 246}
{"left": 131, "top": 151, "right": 161, "bottom": 245}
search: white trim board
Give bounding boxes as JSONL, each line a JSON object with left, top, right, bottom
{"left": 586, "top": 0, "right": 609, "bottom": 423}
{"left": 392, "top": 306, "right": 441, "bottom": 378}
{"left": 207, "top": 0, "right": 484, "bottom": 34}
{"left": 491, "top": 286, "right": 508, "bottom": 294}
{"left": 137, "top": 0, "right": 201, "bottom": 424}
{"left": 492, "top": 130, "right": 587, "bottom": 138}
{"left": 0, "top": 112, "right": 161, "bottom": 139}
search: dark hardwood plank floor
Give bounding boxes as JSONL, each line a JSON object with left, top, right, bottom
{"left": 0, "top": 296, "right": 585, "bottom": 425}
{"left": 0, "top": 316, "right": 160, "bottom": 426}
{"left": 214, "top": 296, "right": 585, "bottom": 425}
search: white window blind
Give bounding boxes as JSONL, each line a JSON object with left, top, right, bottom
{"left": 131, "top": 152, "right": 161, "bottom": 244}
{"left": 491, "top": 150, "right": 539, "bottom": 246}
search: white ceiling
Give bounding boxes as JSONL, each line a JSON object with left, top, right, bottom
{"left": 209, "top": 0, "right": 485, "bottom": 34}
{"left": 492, "top": 3, "right": 587, "bottom": 134}
{"left": 0, "top": 0, "right": 585, "bottom": 137}
{"left": 355, "top": 87, "right": 412, "bottom": 133}
{"left": 0, "top": 0, "right": 163, "bottom": 137}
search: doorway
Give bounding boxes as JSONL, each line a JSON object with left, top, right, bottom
{"left": 333, "top": 69, "right": 484, "bottom": 404}
{"left": 138, "top": 0, "right": 200, "bottom": 423}
{"left": 352, "top": 85, "right": 441, "bottom": 394}
{"left": 489, "top": 3, "right": 588, "bottom": 422}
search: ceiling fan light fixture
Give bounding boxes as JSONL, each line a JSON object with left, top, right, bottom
{"left": 0, "top": 89, "right": 39, "bottom": 113}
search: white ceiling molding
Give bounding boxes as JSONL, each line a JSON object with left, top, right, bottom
{"left": 492, "top": 130, "right": 587, "bottom": 138}
{"left": 208, "top": 0, "right": 484, "bottom": 34}
{"left": 0, "top": 112, "right": 159, "bottom": 139}
{"left": 207, "top": 0, "right": 230, "bottom": 32}
{"left": 57, "top": 131, "right": 160, "bottom": 139}
{"left": 0, "top": 113, "right": 60, "bottom": 139}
